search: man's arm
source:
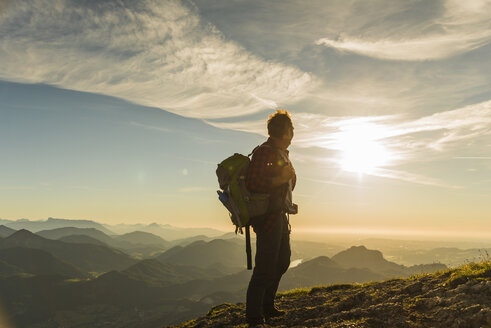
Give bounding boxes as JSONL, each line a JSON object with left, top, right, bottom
{"left": 271, "top": 165, "right": 295, "bottom": 188}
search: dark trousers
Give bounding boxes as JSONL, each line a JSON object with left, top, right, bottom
{"left": 246, "top": 213, "right": 291, "bottom": 322}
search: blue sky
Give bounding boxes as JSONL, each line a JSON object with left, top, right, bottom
{"left": 0, "top": 0, "right": 490, "bottom": 239}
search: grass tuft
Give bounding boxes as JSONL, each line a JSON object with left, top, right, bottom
{"left": 444, "top": 261, "right": 491, "bottom": 286}
{"left": 277, "top": 287, "right": 311, "bottom": 298}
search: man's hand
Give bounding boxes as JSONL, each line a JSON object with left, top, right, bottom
{"left": 272, "top": 164, "right": 295, "bottom": 187}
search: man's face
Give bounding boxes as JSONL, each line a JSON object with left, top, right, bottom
{"left": 281, "top": 126, "right": 294, "bottom": 149}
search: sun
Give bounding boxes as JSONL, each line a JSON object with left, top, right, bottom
{"left": 335, "top": 121, "right": 392, "bottom": 175}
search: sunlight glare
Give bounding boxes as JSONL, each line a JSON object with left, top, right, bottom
{"left": 336, "top": 121, "right": 392, "bottom": 175}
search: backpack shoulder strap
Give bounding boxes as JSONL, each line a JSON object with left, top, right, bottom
{"left": 248, "top": 143, "right": 272, "bottom": 157}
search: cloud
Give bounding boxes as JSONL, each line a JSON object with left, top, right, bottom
{"left": 369, "top": 168, "right": 461, "bottom": 189}
{"left": 130, "top": 121, "right": 172, "bottom": 133}
{"left": 204, "top": 118, "right": 267, "bottom": 135}
{"left": 209, "top": 99, "right": 491, "bottom": 186}
{"left": 316, "top": 33, "right": 491, "bottom": 61}
{"left": 0, "top": 0, "right": 315, "bottom": 119}
{"left": 316, "top": 0, "right": 491, "bottom": 60}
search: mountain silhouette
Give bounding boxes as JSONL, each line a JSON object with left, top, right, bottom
{"left": 2, "top": 217, "right": 114, "bottom": 234}
{"left": 36, "top": 227, "right": 169, "bottom": 257}
{"left": 0, "top": 225, "right": 16, "bottom": 238}
{"left": 114, "top": 231, "right": 170, "bottom": 247}
{"left": 58, "top": 234, "right": 108, "bottom": 246}
{"left": 121, "top": 259, "right": 226, "bottom": 287}
{"left": 0, "top": 247, "right": 88, "bottom": 278}
{"left": 156, "top": 239, "right": 247, "bottom": 271}
{"left": 108, "top": 222, "right": 226, "bottom": 241}
{"left": 37, "top": 227, "right": 114, "bottom": 244}
{"left": 0, "top": 259, "right": 23, "bottom": 277}
{"left": 280, "top": 256, "right": 385, "bottom": 291}
{"left": 332, "top": 245, "right": 405, "bottom": 275}
{"left": 331, "top": 245, "right": 446, "bottom": 277}
{"left": 1, "top": 229, "right": 136, "bottom": 273}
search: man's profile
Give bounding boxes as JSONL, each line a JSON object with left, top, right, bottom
{"left": 245, "top": 109, "right": 297, "bottom": 327}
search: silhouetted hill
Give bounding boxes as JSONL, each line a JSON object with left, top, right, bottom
{"left": 169, "top": 233, "right": 243, "bottom": 247}
{"left": 0, "top": 225, "right": 16, "bottom": 238}
{"left": 0, "top": 272, "right": 211, "bottom": 327}
{"left": 156, "top": 239, "right": 246, "bottom": 271}
{"left": 1, "top": 229, "right": 136, "bottom": 272}
{"left": 170, "top": 261, "right": 491, "bottom": 328}
{"left": 58, "top": 234, "right": 108, "bottom": 246}
{"left": 331, "top": 245, "right": 447, "bottom": 277}
{"left": 332, "top": 245, "right": 406, "bottom": 275}
{"left": 170, "top": 234, "right": 212, "bottom": 246}
{"left": 37, "top": 227, "right": 168, "bottom": 257}
{"left": 159, "top": 269, "right": 252, "bottom": 301}
{"left": 0, "top": 259, "right": 23, "bottom": 277}
{"left": 0, "top": 247, "right": 88, "bottom": 278}
{"left": 2, "top": 217, "right": 114, "bottom": 234}
{"left": 37, "top": 227, "right": 113, "bottom": 244}
{"left": 106, "top": 222, "right": 225, "bottom": 241}
{"left": 121, "top": 259, "right": 225, "bottom": 287}
{"left": 280, "top": 256, "right": 385, "bottom": 291}
{"left": 114, "top": 231, "right": 169, "bottom": 247}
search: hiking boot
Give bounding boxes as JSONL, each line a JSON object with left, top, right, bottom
{"left": 264, "top": 307, "right": 285, "bottom": 320}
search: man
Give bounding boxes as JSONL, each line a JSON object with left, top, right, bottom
{"left": 245, "top": 109, "right": 297, "bottom": 327}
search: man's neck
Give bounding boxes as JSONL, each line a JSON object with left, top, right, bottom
{"left": 269, "top": 136, "right": 287, "bottom": 150}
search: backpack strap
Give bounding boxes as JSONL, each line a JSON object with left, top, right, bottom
{"left": 248, "top": 143, "right": 272, "bottom": 157}
{"left": 245, "top": 225, "right": 252, "bottom": 270}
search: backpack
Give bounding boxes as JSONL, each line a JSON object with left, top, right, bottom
{"left": 216, "top": 146, "right": 270, "bottom": 269}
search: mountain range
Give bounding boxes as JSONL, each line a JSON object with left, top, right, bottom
{"left": 0, "top": 219, "right": 467, "bottom": 328}
{"left": 0, "top": 218, "right": 114, "bottom": 234}
{"left": 0, "top": 229, "right": 136, "bottom": 273}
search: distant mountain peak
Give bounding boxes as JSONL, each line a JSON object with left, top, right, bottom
{"left": 0, "top": 225, "right": 16, "bottom": 238}
{"left": 9, "top": 229, "right": 35, "bottom": 238}
{"left": 336, "top": 245, "right": 384, "bottom": 259}
{"left": 332, "top": 245, "right": 404, "bottom": 274}
{"left": 2, "top": 229, "right": 47, "bottom": 246}
{"left": 348, "top": 245, "right": 368, "bottom": 250}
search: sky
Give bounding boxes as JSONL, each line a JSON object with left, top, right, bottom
{"left": 0, "top": 0, "right": 490, "bottom": 240}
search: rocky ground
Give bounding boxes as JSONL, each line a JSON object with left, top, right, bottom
{"left": 167, "top": 261, "right": 491, "bottom": 328}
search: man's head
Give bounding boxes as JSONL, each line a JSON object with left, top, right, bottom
{"left": 268, "top": 109, "right": 294, "bottom": 149}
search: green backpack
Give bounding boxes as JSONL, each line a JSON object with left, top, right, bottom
{"left": 216, "top": 146, "right": 270, "bottom": 269}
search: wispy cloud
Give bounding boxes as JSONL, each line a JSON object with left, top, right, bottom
{"left": 204, "top": 119, "right": 267, "bottom": 136}
{"left": 0, "top": 0, "right": 316, "bottom": 119}
{"left": 209, "top": 99, "right": 491, "bottom": 186}
{"left": 130, "top": 122, "right": 172, "bottom": 133}
{"left": 370, "top": 168, "right": 461, "bottom": 189}
{"left": 316, "top": 0, "right": 491, "bottom": 60}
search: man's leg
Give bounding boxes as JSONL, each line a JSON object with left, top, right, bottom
{"left": 246, "top": 221, "right": 283, "bottom": 324}
{"left": 262, "top": 214, "right": 291, "bottom": 314}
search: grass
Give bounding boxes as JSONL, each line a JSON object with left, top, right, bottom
{"left": 443, "top": 260, "right": 491, "bottom": 286}
{"left": 277, "top": 287, "right": 312, "bottom": 298}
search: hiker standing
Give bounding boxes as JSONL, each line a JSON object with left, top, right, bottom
{"left": 245, "top": 109, "right": 297, "bottom": 327}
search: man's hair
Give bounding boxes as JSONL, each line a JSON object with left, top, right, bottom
{"left": 267, "top": 109, "right": 293, "bottom": 138}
